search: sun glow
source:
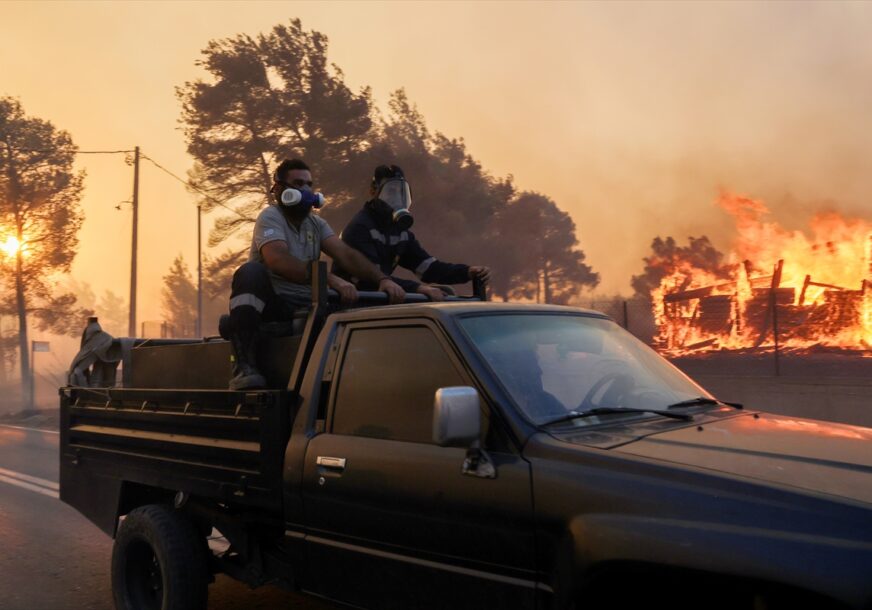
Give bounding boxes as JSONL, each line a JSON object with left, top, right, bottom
{"left": 0, "top": 236, "right": 23, "bottom": 258}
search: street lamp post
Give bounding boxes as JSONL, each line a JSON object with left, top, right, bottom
{"left": 197, "top": 205, "right": 203, "bottom": 337}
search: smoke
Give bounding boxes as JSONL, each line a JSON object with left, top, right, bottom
{"left": 580, "top": 3, "right": 872, "bottom": 292}
{"left": 2, "top": 2, "right": 871, "bottom": 302}
{"left": 400, "top": 2, "right": 872, "bottom": 294}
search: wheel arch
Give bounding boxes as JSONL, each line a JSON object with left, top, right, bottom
{"left": 571, "top": 560, "right": 850, "bottom": 610}
{"left": 543, "top": 514, "right": 862, "bottom": 609}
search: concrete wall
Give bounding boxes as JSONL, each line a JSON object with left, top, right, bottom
{"left": 689, "top": 374, "right": 872, "bottom": 428}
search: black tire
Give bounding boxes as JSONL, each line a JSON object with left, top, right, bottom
{"left": 111, "top": 504, "right": 208, "bottom": 610}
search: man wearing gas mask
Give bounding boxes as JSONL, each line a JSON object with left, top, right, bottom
{"left": 227, "top": 159, "right": 406, "bottom": 389}
{"left": 334, "top": 165, "right": 491, "bottom": 300}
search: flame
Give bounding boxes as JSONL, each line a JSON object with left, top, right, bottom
{"left": 654, "top": 192, "right": 872, "bottom": 354}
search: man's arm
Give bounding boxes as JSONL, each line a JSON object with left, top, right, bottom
{"left": 335, "top": 220, "right": 422, "bottom": 292}
{"left": 322, "top": 236, "right": 406, "bottom": 303}
{"left": 398, "top": 234, "right": 479, "bottom": 285}
{"left": 261, "top": 240, "right": 309, "bottom": 283}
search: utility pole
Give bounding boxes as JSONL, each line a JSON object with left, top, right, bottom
{"left": 196, "top": 205, "right": 203, "bottom": 337}
{"left": 128, "top": 146, "right": 140, "bottom": 338}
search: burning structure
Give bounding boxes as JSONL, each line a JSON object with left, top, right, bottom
{"left": 654, "top": 193, "right": 871, "bottom": 354}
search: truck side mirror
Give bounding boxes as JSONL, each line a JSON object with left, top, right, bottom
{"left": 433, "top": 386, "right": 481, "bottom": 447}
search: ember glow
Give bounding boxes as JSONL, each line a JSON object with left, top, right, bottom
{"left": 654, "top": 192, "right": 872, "bottom": 353}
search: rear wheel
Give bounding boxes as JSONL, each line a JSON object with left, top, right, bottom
{"left": 111, "top": 504, "right": 208, "bottom": 610}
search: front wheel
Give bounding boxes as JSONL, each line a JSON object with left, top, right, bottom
{"left": 111, "top": 504, "right": 208, "bottom": 610}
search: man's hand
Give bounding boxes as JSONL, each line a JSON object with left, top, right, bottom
{"left": 323, "top": 236, "right": 405, "bottom": 301}
{"left": 379, "top": 277, "right": 406, "bottom": 304}
{"left": 468, "top": 266, "right": 491, "bottom": 284}
{"left": 417, "top": 285, "right": 445, "bottom": 301}
{"left": 328, "top": 274, "right": 359, "bottom": 305}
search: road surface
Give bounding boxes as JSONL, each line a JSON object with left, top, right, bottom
{"left": 0, "top": 424, "right": 340, "bottom": 610}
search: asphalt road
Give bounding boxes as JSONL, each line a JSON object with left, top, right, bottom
{"left": 0, "top": 424, "right": 340, "bottom": 610}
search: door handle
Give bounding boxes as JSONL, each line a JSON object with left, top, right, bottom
{"left": 316, "top": 456, "right": 347, "bottom": 471}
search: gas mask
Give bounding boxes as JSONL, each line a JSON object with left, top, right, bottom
{"left": 273, "top": 179, "right": 325, "bottom": 211}
{"left": 375, "top": 178, "right": 413, "bottom": 230}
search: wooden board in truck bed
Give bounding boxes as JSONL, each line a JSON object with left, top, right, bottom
{"left": 129, "top": 335, "right": 301, "bottom": 390}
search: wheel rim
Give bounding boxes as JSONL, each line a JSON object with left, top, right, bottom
{"left": 124, "top": 537, "right": 163, "bottom": 610}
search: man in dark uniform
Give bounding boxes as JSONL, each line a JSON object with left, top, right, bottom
{"left": 334, "top": 164, "right": 490, "bottom": 300}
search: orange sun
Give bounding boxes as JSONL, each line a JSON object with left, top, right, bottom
{"left": 0, "top": 236, "right": 23, "bottom": 258}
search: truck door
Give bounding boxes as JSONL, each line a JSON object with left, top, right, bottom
{"left": 302, "top": 320, "right": 537, "bottom": 610}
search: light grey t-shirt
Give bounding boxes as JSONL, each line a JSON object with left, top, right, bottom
{"left": 248, "top": 205, "right": 335, "bottom": 305}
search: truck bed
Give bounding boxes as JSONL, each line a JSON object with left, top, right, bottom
{"left": 59, "top": 386, "right": 292, "bottom": 534}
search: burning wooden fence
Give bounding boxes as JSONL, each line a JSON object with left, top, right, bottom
{"left": 655, "top": 233, "right": 872, "bottom": 353}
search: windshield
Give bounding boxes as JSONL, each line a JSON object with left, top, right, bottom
{"left": 459, "top": 314, "right": 711, "bottom": 426}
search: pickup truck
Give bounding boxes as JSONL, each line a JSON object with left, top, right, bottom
{"left": 60, "top": 263, "right": 872, "bottom": 610}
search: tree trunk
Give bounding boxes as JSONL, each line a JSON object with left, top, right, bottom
{"left": 4, "top": 142, "right": 31, "bottom": 411}
{"left": 15, "top": 243, "right": 31, "bottom": 412}
{"left": 257, "top": 151, "right": 272, "bottom": 198}
{"left": 0, "top": 323, "right": 6, "bottom": 385}
{"left": 543, "top": 263, "right": 552, "bottom": 304}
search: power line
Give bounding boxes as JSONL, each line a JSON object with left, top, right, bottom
{"left": 77, "top": 150, "right": 136, "bottom": 155}
{"left": 139, "top": 152, "right": 252, "bottom": 221}
{"left": 17, "top": 146, "right": 253, "bottom": 220}
{"left": 12, "top": 148, "right": 134, "bottom": 154}
{"left": 14, "top": 147, "right": 252, "bottom": 221}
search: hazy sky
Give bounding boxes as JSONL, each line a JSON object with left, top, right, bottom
{"left": 2, "top": 1, "right": 871, "bottom": 325}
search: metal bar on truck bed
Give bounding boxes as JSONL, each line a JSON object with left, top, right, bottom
{"left": 335, "top": 290, "right": 478, "bottom": 305}
{"left": 69, "top": 424, "right": 261, "bottom": 453}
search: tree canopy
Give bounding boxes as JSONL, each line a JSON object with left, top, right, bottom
{"left": 493, "top": 192, "right": 600, "bottom": 303}
{"left": 0, "top": 96, "right": 87, "bottom": 407}
{"left": 65, "top": 278, "right": 128, "bottom": 337}
{"left": 178, "top": 19, "right": 375, "bottom": 247}
{"left": 161, "top": 255, "right": 198, "bottom": 337}
{"left": 160, "top": 253, "right": 238, "bottom": 338}
{"left": 631, "top": 235, "right": 728, "bottom": 299}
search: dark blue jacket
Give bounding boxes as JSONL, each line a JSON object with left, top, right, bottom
{"left": 334, "top": 202, "right": 470, "bottom": 292}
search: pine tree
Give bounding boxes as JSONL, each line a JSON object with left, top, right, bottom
{"left": 161, "top": 256, "right": 197, "bottom": 337}
{"left": 631, "top": 236, "right": 727, "bottom": 299}
{"left": 177, "top": 19, "right": 376, "bottom": 247}
{"left": 493, "top": 193, "right": 600, "bottom": 304}
{"left": 0, "top": 97, "right": 87, "bottom": 409}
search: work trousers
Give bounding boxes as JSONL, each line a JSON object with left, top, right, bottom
{"left": 228, "top": 262, "right": 299, "bottom": 335}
